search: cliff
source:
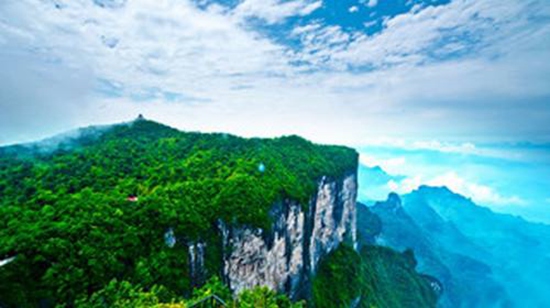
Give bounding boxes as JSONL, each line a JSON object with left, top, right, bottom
{"left": 220, "top": 173, "right": 357, "bottom": 299}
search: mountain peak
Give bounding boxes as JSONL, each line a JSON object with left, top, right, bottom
{"left": 417, "top": 185, "right": 455, "bottom": 196}
{"left": 387, "top": 192, "right": 402, "bottom": 206}
{"left": 102, "top": 118, "right": 180, "bottom": 140}
{"left": 372, "top": 192, "right": 403, "bottom": 213}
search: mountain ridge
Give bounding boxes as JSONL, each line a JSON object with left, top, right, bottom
{"left": 361, "top": 184, "right": 550, "bottom": 307}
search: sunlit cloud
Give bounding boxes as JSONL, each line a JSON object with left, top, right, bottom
{"left": 360, "top": 154, "right": 406, "bottom": 174}
{"left": 427, "top": 172, "right": 527, "bottom": 206}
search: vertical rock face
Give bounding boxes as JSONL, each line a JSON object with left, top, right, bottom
{"left": 220, "top": 173, "right": 357, "bottom": 298}
{"left": 309, "top": 175, "right": 357, "bottom": 272}
{"left": 188, "top": 241, "right": 206, "bottom": 287}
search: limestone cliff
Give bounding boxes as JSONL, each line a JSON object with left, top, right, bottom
{"left": 219, "top": 172, "right": 357, "bottom": 299}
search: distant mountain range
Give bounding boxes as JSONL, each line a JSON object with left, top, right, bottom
{"left": 358, "top": 182, "right": 550, "bottom": 307}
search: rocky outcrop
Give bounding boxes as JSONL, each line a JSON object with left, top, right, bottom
{"left": 308, "top": 174, "right": 357, "bottom": 272}
{"left": 188, "top": 241, "right": 206, "bottom": 287}
{"left": 219, "top": 173, "right": 357, "bottom": 298}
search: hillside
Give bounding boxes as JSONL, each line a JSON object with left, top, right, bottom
{"left": 361, "top": 186, "right": 550, "bottom": 307}
{"left": 0, "top": 118, "right": 358, "bottom": 307}
{"left": 313, "top": 237, "right": 439, "bottom": 307}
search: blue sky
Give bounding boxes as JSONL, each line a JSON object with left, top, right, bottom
{"left": 1, "top": 0, "right": 549, "bottom": 221}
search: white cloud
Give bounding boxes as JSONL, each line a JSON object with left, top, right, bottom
{"left": 0, "top": 0, "right": 307, "bottom": 142}
{"left": 385, "top": 171, "right": 527, "bottom": 206}
{"left": 295, "top": 0, "right": 550, "bottom": 77}
{"left": 360, "top": 154, "right": 406, "bottom": 174}
{"left": 330, "top": 1, "right": 491, "bottom": 67}
{"left": 233, "top": 0, "right": 321, "bottom": 24}
{"left": 365, "top": 0, "right": 378, "bottom": 8}
{"left": 427, "top": 172, "right": 527, "bottom": 206}
{"left": 362, "top": 148, "right": 529, "bottom": 206}
{"left": 285, "top": 1, "right": 550, "bottom": 142}
{"left": 387, "top": 176, "right": 421, "bottom": 194}
{"left": 349, "top": 6, "right": 359, "bottom": 13}
{"left": 363, "top": 20, "right": 377, "bottom": 28}
{"left": 411, "top": 141, "right": 477, "bottom": 154}
{"left": 291, "top": 23, "right": 322, "bottom": 36}
{"left": 358, "top": 138, "right": 529, "bottom": 162}
{"left": 407, "top": 140, "right": 524, "bottom": 160}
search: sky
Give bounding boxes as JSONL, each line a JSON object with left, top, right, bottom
{"left": 1, "top": 0, "right": 549, "bottom": 222}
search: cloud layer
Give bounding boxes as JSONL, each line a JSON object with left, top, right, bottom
{"left": 1, "top": 0, "right": 549, "bottom": 146}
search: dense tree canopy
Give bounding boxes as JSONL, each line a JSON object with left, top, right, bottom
{"left": 313, "top": 244, "right": 438, "bottom": 308}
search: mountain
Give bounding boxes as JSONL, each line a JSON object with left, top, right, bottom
{"left": 405, "top": 186, "right": 550, "bottom": 307}
{"left": 357, "top": 245, "right": 440, "bottom": 308}
{"left": 0, "top": 118, "right": 442, "bottom": 307}
{"left": 362, "top": 195, "right": 509, "bottom": 307}
{"left": 0, "top": 118, "right": 358, "bottom": 307}
{"left": 362, "top": 186, "right": 550, "bottom": 307}
{"left": 357, "top": 164, "right": 405, "bottom": 202}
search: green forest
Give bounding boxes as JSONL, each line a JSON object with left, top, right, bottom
{"left": 0, "top": 119, "right": 357, "bottom": 307}
{"left": 313, "top": 245, "right": 438, "bottom": 308}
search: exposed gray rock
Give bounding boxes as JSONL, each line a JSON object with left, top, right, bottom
{"left": 219, "top": 173, "right": 358, "bottom": 298}
{"left": 309, "top": 175, "right": 357, "bottom": 272}
{"left": 188, "top": 241, "right": 206, "bottom": 287}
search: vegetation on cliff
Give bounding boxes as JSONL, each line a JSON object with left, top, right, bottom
{"left": 358, "top": 246, "right": 438, "bottom": 308}
{"left": 0, "top": 119, "right": 357, "bottom": 307}
{"left": 75, "top": 277, "right": 304, "bottom": 308}
{"left": 313, "top": 244, "right": 438, "bottom": 308}
{"left": 313, "top": 245, "right": 363, "bottom": 308}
